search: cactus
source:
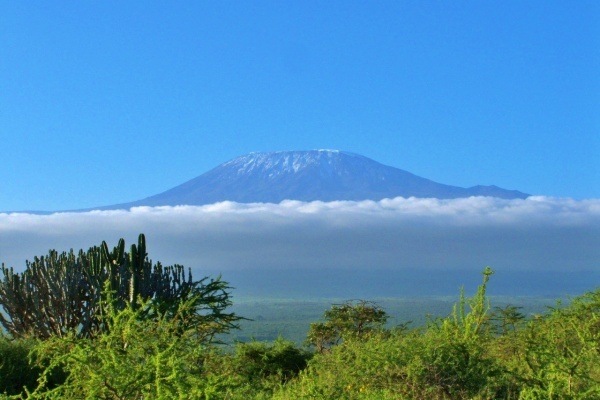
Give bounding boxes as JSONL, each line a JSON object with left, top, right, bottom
{"left": 0, "top": 234, "right": 238, "bottom": 340}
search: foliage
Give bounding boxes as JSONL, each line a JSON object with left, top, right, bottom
{"left": 0, "top": 234, "right": 239, "bottom": 340}
{"left": 274, "top": 329, "right": 406, "bottom": 400}
{"left": 277, "top": 268, "right": 515, "bottom": 399}
{"left": 0, "top": 336, "right": 40, "bottom": 396}
{"left": 232, "top": 338, "right": 312, "bottom": 382}
{"left": 514, "top": 290, "right": 600, "bottom": 398}
{"left": 24, "top": 296, "right": 211, "bottom": 399}
{"left": 21, "top": 306, "right": 310, "bottom": 400}
{"left": 196, "top": 338, "right": 312, "bottom": 399}
{"left": 307, "top": 300, "right": 388, "bottom": 353}
{"left": 407, "top": 267, "right": 506, "bottom": 398}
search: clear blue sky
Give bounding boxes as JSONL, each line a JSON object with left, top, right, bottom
{"left": 1, "top": 1, "right": 598, "bottom": 211}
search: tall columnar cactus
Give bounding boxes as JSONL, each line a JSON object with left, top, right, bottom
{"left": 0, "top": 234, "right": 238, "bottom": 340}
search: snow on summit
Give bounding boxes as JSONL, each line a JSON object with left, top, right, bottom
{"left": 225, "top": 150, "right": 352, "bottom": 176}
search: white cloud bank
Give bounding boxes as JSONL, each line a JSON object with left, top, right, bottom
{"left": 1, "top": 197, "right": 598, "bottom": 274}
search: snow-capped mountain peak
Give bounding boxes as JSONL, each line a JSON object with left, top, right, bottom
{"left": 99, "top": 150, "right": 529, "bottom": 209}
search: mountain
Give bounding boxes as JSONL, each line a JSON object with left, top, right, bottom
{"left": 103, "top": 150, "right": 528, "bottom": 209}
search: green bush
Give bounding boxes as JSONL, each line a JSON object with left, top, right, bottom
{"left": 0, "top": 337, "right": 39, "bottom": 396}
{"left": 233, "top": 338, "right": 312, "bottom": 382}
{"left": 26, "top": 296, "right": 211, "bottom": 399}
{"left": 514, "top": 289, "right": 600, "bottom": 399}
{"left": 274, "top": 329, "right": 409, "bottom": 400}
{"left": 275, "top": 268, "right": 514, "bottom": 400}
{"left": 194, "top": 338, "right": 312, "bottom": 400}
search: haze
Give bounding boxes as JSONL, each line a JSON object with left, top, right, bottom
{"left": 2, "top": 197, "right": 598, "bottom": 290}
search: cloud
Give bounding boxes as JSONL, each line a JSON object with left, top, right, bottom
{"left": 0, "top": 197, "right": 598, "bottom": 276}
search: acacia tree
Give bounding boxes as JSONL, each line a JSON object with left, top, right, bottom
{"left": 307, "top": 300, "right": 388, "bottom": 353}
{"left": 0, "top": 234, "right": 239, "bottom": 340}
{"left": 491, "top": 304, "right": 525, "bottom": 335}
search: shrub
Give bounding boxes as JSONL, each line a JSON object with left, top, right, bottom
{"left": 0, "top": 336, "right": 39, "bottom": 396}
{"left": 277, "top": 268, "right": 513, "bottom": 400}
{"left": 26, "top": 296, "right": 211, "bottom": 399}
{"left": 233, "top": 337, "right": 312, "bottom": 382}
{"left": 515, "top": 289, "right": 600, "bottom": 399}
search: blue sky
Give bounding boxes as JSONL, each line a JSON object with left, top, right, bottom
{"left": 1, "top": 1, "right": 598, "bottom": 211}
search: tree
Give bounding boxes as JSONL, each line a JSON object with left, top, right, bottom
{"left": 307, "top": 300, "right": 388, "bottom": 352}
{"left": 0, "top": 234, "right": 239, "bottom": 340}
{"left": 490, "top": 304, "right": 525, "bottom": 335}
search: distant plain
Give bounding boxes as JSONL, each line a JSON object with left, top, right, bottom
{"left": 217, "top": 267, "right": 595, "bottom": 344}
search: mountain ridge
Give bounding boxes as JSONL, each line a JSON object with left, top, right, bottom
{"left": 99, "top": 150, "right": 528, "bottom": 210}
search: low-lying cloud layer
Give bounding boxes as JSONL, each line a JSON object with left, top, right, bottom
{"left": 1, "top": 197, "right": 598, "bottom": 274}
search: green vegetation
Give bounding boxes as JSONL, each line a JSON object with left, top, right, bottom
{"left": 0, "top": 234, "right": 238, "bottom": 340}
{"left": 227, "top": 296, "right": 553, "bottom": 345}
{"left": 0, "top": 337, "right": 40, "bottom": 396}
{"left": 1, "top": 236, "right": 598, "bottom": 399}
{"left": 307, "top": 300, "right": 388, "bottom": 353}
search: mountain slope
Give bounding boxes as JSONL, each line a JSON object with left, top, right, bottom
{"left": 106, "top": 150, "right": 528, "bottom": 209}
